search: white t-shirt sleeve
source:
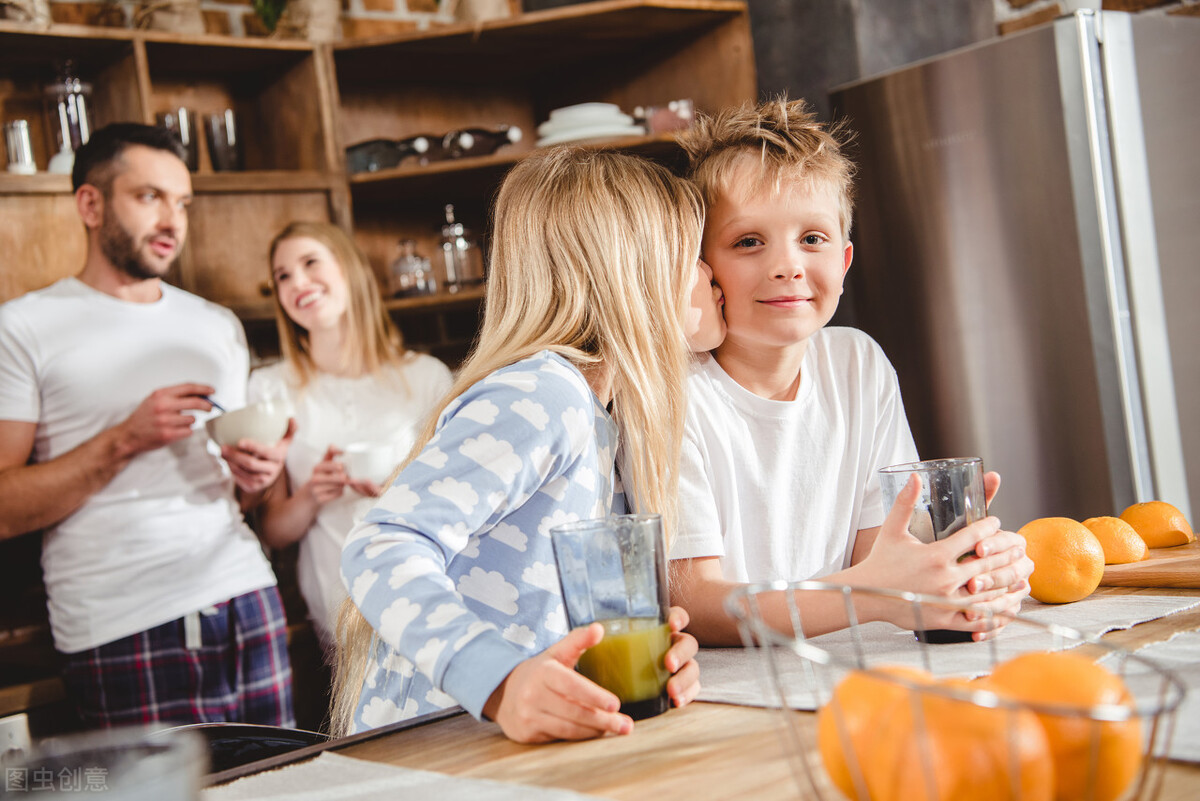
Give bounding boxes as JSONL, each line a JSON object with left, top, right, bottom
{"left": 0, "top": 301, "right": 40, "bottom": 422}
{"left": 856, "top": 353, "right": 919, "bottom": 531}
{"left": 671, "top": 421, "right": 726, "bottom": 560}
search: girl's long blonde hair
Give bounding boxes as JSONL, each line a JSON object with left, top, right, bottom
{"left": 330, "top": 148, "right": 704, "bottom": 736}
{"left": 268, "top": 220, "right": 409, "bottom": 387}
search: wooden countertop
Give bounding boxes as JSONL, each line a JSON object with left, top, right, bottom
{"left": 333, "top": 700, "right": 1200, "bottom": 801}
{"left": 217, "top": 589, "right": 1200, "bottom": 800}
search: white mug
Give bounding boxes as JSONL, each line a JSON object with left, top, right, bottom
{"left": 342, "top": 442, "right": 396, "bottom": 485}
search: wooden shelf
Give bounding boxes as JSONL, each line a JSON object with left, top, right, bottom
{"left": 143, "top": 37, "right": 314, "bottom": 81}
{"left": 229, "top": 285, "right": 486, "bottom": 322}
{"left": 0, "top": 171, "right": 338, "bottom": 195}
{"left": 347, "top": 133, "right": 687, "bottom": 205}
{"left": 385, "top": 285, "right": 487, "bottom": 313}
{"left": 0, "top": 19, "right": 314, "bottom": 49}
{"left": 333, "top": 0, "right": 748, "bottom": 83}
{"left": 190, "top": 171, "right": 339, "bottom": 193}
{"left": 0, "top": 173, "right": 72, "bottom": 194}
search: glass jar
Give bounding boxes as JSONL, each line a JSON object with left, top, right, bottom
{"left": 389, "top": 239, "right": 437, "bottom": 298}
{"left": 43, "top": 61, "right": 93, "bottom": 174}
{"left": 439, "top": 204, "right": 484, "bottom": 293}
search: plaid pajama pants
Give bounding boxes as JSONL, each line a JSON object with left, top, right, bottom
{"left": 61, "top": 586, "right": 295, "bottom": 728}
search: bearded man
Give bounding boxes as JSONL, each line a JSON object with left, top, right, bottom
{"left": 0, "top": 123, "right": 295, "bottom": 728}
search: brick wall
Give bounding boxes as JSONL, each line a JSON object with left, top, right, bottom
{"left": 994, "top": 0, "right": 1200, "bottom": 34}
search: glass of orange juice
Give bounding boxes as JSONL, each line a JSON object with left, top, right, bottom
{"left": 878, "top": 457, "right": 987, "bottom": 643}
{"left": 550, "top": 514, "right": 671, "bottom": 720}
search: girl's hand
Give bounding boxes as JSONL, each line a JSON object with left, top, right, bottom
{"left": 484, "top": 624, "right": 633, "bottom": 744}
{"left": 302, "top": 445, "right": 348, "bottom": 505}
{"left": 664, "top": 606, "right": 701, "bottom": 709}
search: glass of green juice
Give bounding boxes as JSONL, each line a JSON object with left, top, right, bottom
{"left": 550, "top": 514, "right": 672, "bottom": 720}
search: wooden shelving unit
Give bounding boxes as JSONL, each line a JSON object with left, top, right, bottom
{"left": 0, "top": 0, "right": 755, "bottom": 358}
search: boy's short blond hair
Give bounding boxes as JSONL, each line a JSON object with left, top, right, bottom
{"left": 681, "top": 97, "right": 856, "bottom": 240}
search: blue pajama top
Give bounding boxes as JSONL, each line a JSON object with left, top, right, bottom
{"left": 341, "top": 351, "right": 622, "bottom": 731}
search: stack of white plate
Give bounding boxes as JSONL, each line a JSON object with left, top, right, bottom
{"left": 536, "top": 103, "right": 646, "bottom": 147}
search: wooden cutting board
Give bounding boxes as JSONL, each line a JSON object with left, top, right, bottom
{"left": 1100, "top": 539, "right": 1200, "bottom": 588}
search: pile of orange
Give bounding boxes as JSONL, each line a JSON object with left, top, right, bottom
{"left": 1018, "top": 500, "right": 1193, "bottom": 605}
{"left": 817, "top": 651, "right": 1143, "bottom": 801}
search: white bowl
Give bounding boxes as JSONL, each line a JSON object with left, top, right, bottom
{"left": 536, "top": 110, "right": 634, "bottom": 139}
{"left": 548, "top": 102, "right": 624, "bottom": 123}
{"left": 206, "top": 400, "right": 289, "bottom": 447}
{"left": 536, "top": 123, "right": 646, "bottom": 148}
{"left": 342, "top": 442, "right": 396, "bottom": 484}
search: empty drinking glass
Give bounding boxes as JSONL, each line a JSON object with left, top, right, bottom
{"left": 156, "top": 108, "right": 199, "bottom": 171}
{"left": 878, "top": 457, "right": 987, "bottom": 643}
{"left": 205, "top": 109, "right": 242, "bottom": 172}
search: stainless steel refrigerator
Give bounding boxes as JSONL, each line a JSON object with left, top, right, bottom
{"left": 830, "top": 10, "right": 1198, "bottom": 527}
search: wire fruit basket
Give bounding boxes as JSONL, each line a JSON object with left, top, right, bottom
{"left": 724, "top": 581, "right": 1187, "bottom": 801}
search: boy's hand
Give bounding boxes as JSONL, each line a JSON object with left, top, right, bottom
{"left": 984, "top": 470, "right": 1001, "bottom": 507}
{"left": 855, "top": 474, "right": 1030, "bottom": 634}
{"left": 483, "top": 623, "right": 632, "bottom": 744}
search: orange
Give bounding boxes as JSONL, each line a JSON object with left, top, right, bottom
{"left": 816, "top": 665, "right": 932, "bottom": 800}
{"left": 1119, "top": 500, "right": 1195, "bottom": 548}
{"left": 867, "top": 678, "right": 1054, "bottom": 801}
{"left": 1019, "top": 517, "right": 1105, "bottom": 603}
{"left": 1082, "top": 516, "right": 1147, "bottom": 564}
{"left": 987, "top": 651, "right": 1142, "bottom": 801}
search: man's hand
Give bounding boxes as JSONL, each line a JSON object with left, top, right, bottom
{"left": 116, "top": 383, "right": 216, "bottom": 458}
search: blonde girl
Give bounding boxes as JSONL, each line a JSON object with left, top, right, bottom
{"left": 333, "top": 148, "right": 710, "bottom": 743}
{"left": 250, "top": 221, "right": 452, "bottom": 650}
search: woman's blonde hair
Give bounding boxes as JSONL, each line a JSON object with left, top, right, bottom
{"left": 330, "top": 147, "right": 704, "bottom": 736}
{"left": 268, "top": 220, "right": 408, "bottom": 386}
{"left": 680, "top": 96, "right": 857, "bottom": 240}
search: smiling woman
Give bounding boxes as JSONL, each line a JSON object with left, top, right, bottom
{"left": 247, "top": 221, "right": 453, "bottom": 652}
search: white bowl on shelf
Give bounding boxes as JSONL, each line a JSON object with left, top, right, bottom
{"left": 536, "top": 123, "right": 647, "bottom": 148}
{"left": 538, "top": 109, "right": 635, "bottom": 139}
{"left": 547, "top": 102, "right": 624, "bottom": 123}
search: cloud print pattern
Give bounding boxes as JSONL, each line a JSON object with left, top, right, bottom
{"left": 341, "top": 352, "right": 621, "bottom": 732}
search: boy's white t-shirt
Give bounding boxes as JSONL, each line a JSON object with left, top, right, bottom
{"left": 0, "top": 278, "right": 276, "bottom": 653}
{"left": 672, "top": 327, "right": 918, "bottom": 583}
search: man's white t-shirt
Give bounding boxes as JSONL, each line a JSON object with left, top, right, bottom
{"left": 249, "top": 353, "right": 453, "bottom": 648}
{"left": 0, "top": 278, "right": 276, "bottom": 653}
{"left": 672, "top": 327, "right": 919, "bottom": 583}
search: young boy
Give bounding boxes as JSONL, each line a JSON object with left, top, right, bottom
{"left": 670, "top": 99, "right": 1032, "bottom": 645}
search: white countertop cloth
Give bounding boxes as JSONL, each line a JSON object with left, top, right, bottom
{"left": 204, "top": 752, "right": 601, "bottom": 801}
{"left": 697, "top": 590, "right": 1200, "bottom": 711}
{"left": 1100, "top": 627, "right": 1200, "bottom": 763}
